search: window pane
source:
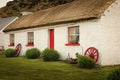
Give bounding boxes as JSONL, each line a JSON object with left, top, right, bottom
{"left": 69, "top": 27, "right": 79, "bottom": 44}
{"left": 76, "top": 27, "right": 79, "bottom": 34}
{"left": 69, "top": 28, "right": 76, "bottom": 35}
{"left": 10, "top": 34, "right": 14, "bottom": 44}
{"left": 28, "top": 32, "right": 34, "bottom": 44}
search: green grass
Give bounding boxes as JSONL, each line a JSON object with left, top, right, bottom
{"left": 0, "top": 54, "right": 119, "bottom": 80}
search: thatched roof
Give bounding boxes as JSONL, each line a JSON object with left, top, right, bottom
{"left": 3, "top": 0, "right": 116, "bottom": 32}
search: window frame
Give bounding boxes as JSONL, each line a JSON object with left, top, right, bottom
{"left": 9, "top": 34, "right": 15, "bottom": 47}
{"left": 65, "top": 26, "right": 80, "bottom": 46}
{"left": 26, "top": 32, "right": 34, "bottom": 46}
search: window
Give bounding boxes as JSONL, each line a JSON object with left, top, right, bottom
{"left": 27, "top": 32, "right": 34, "bottom": 46}
{"left": 9, "top": 34, "right": 14, "bottom": 46}
{"left": 65, "top": 26, "right": 80, "bottom": 46}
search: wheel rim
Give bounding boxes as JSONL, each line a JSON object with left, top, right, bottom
{"left": 84, "top": 47, "right": 99, "bottom": 62}
{"left": 15, "top": 43, "right": 22, "bottom": 56}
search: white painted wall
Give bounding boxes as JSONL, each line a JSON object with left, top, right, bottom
{"left": 15, "top": 32, "right": 28, "bottom": 55}
{"left": 79, "top": 20, "right": 102, "bottom": 64}
{"left": 4, "top": 0, "right": 120, "bottom": 66}
{"left": 54, "top": 20, "right": 103, "bottom": 65}
{"left": 34, "top": 29, "right": 48, "bottom": 51}
{"left": 99, "top": 0, "right": 120, "bottom": 66}
{"left": 4, "top": 33, "right": 10, "bottom": 49}
{"left": 4, "top": 28, "right": 49, "bottom": 55}
{"left": 55, "top": 26, "right": 82, "bottom": 59}
{"left": 0, "top": 33, "right": 4, "bottom": 46}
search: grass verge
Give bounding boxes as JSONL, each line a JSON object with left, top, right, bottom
{"left": 0, "top": 54, "right": 119, "bottom": 80}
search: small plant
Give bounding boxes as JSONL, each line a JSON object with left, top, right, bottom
{"left": 107, "top": 68, "right": 120, "bottom": 80}
{"left": 77, "top": 55, "right": 95, "bottom": 69}
{"left": 5, "top": 48, "right": 16, "bottom": 57}
{"left": 0, "top": 51, "right": 5, "bottom": 55}
{"left": 41, "top": 48, "right": 60, "bottom": 61}
{"left": 76, "top": 52, "right": 79, "bottom": 58}
{"left": 66, "top": 53, "right": 79, "bottom": 64}
{"left": 26, "top": 48, "right": 41, "bottom": 59}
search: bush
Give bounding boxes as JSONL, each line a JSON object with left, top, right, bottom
{"left": 5, "top": 48, "right": 16, "bottom": 57}
{"left": 107, "top": 68, "right": 120, "bottom": 80}
{"left": 77, "top": 55, "right": 95, "bottom": 69}
{"left": 26, "top": 48, "right": 41, "bottom": 59}
{"left": 42, "top": 48, "right": 60, "bottom": 61}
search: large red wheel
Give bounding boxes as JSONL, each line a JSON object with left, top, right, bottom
{"left": 84, "top": 47, "right": 99, "bottom": 62}
{"left": 15, "top": 43, "right": 22, "bottom": 56}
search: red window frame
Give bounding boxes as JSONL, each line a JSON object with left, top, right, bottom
{"left": 9, "top": 34, "right": 15, "bottom": 47}
{"left": 65, "top": 26, "right": 80, "bottom": 46}
{"left": 26, "top": 32, "right": 34, "bottom": 46}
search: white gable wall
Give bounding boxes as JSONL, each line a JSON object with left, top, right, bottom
{"left": 99, "top": 0, "right": 120, "bottom": 66}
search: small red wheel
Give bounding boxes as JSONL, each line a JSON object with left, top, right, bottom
{"left": 84, "top": 47, "right": 99, "bottom": 62}
{"left": 15, "top": 43, "right": 22, "bottom": 56}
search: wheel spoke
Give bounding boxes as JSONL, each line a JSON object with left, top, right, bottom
{"left": 84, "top": 47, "right": 99, "bottom": 63}
{"left": 89, "top": 49, "right": 93, "bottom": 54}
{"left": 93, "top": 50, "right": 97, "bottom": 54}
{"left": 15, "top": 43, "right": 22, "bottom": 56}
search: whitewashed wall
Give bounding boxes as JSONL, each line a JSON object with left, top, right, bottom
{"left": 4, "top": 33, "right": 10, "bottom": 49}
{"left": 34, "top": 29, "right": 48, "bottom": 51}
{"left": 4, "top": 28, "right": 49, "bottom": 55}
{"left": 0, "top": 33, "right": 4, "bottom": 46}
{"left": 55, "top": 26, "right": 82, "bottom": 59}
{"left": 79, "top": 20, "right": 102, "bottom": 64}
{"left": 4, "top": 0, "right": 120, "bottom": 66}
{"left": 2, "top": 18, "right": 111, "bottom": 65}
{"left": 99, "top": 0, "right": 120, "bottom": 66}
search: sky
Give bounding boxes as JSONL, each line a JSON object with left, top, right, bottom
{"left": 0, "top": 0, "right": 13, "bottom": 8}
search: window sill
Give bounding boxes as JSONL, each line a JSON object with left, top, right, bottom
{"left": 25, "top": 44, "right": 34, "bottom": 47}
{"left": 8, "top": 45, "right": 15, "bottom": 47}
{"left": 65, "top": 43, "right": 80, "bottom": 46}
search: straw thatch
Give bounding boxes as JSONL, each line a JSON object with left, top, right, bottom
{"left": 3, "top": 0, "right": 116, "bottom": 32}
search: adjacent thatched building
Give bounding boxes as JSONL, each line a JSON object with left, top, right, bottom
{"left": 0, "top": 17, "right": 17, "bottom": 50}
{"left": 3, "top": 0, "right": 120, "bottom": 66}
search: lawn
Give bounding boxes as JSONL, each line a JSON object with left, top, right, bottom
{"left": 0, "top": 54, "right": 119, "bottom": 80}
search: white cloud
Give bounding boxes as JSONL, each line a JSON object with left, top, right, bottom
{"left": 0, "top": 0, "right": 13, "bottom": 8}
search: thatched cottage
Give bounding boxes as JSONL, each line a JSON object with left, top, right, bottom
{"left": 3, "top": 0, "right": 120, "bottom": 66}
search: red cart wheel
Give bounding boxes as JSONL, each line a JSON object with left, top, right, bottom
{"left": 84, "top": 47, "right": 99, "bottom": 62}
{"left": 15, "top": 43, "right": 22, "bottom": 56}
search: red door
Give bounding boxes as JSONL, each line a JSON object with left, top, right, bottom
{"left": 49, "top": 29, "right": 54, "bottom": 49}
